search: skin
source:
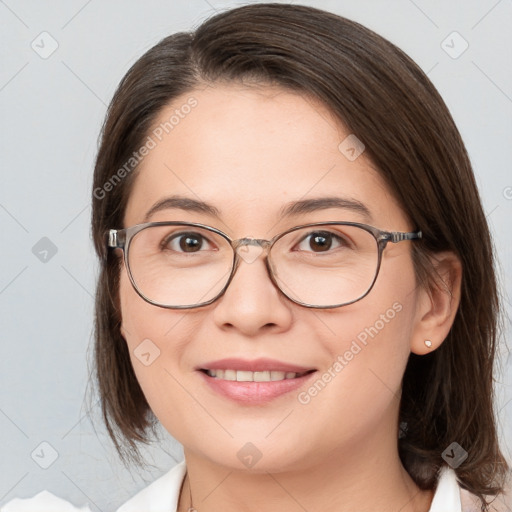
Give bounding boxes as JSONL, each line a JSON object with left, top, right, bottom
{"left": 119, "top": 83, "right": 462, "bottom": 512}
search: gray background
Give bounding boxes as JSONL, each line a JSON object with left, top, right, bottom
{"left": 1, "top": 0, "right": 511, "bottom": 510}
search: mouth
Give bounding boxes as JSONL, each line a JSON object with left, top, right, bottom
{"left": 199, "top": 368, "right": 316, "bottom": 382}
{"left": 197, "top": 367, "right": 318, "bottom": 404}
{"left": 195, "top": 358, "right": 318, "bottom": 404}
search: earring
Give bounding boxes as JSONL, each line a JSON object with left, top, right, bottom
{"left": 424, "top": 340, "right": 432, "bottom": 348}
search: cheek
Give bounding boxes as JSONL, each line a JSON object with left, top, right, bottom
{"left": 119, "top": 264, "right": 185, "bottom": 347}
{"left": 118, "top": 267, "right": 188, "bottom": 410}
{"left": 288, "top": 293, "right": 415, "bottom": 460}
{"left": 119, "top": 267, "right": 148, "bottom": 346}
{"left": 315, "top": 252, "right": 418, "bottom": 410}
{"left": 350, "top": 253, "right": 417, "bottom": 369}
{"left": 318, "top": 300, "right": 411, "bottom": 406}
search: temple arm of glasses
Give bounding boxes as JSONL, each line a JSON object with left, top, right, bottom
{"left": 387, "top": 231, "right": 422, "bottom": 243}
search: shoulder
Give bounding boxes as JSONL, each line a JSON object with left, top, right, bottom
{"left": 116, "top": 460, "right": 187, "bottom": 512}
{"left": 1, "top": 490, "right": 92, "bottom": 512}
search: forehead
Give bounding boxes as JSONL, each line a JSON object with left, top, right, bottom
{"left": 123, "top": 83, "right": 406, "bottom": 233}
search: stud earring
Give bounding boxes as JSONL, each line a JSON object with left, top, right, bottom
{"left": 424, "top": 340, "right": 432, "bottom": 348}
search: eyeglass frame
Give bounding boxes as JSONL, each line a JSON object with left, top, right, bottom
{"left": 107, "top": 221, "right": 422, "bottom": 310}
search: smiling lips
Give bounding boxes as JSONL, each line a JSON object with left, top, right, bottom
{"left": 197, "top": 357, "right": 318, "bottom": 403}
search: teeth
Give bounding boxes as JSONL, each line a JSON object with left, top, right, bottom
{"left": 205, "top": 369, "right": 305, "bottom": 381}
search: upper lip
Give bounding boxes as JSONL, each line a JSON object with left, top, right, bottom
{"left": 196, "top": 358, "right": 316, "bottom": 373}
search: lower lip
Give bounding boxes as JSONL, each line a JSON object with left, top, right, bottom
{"left": 197, "top": 370, "right": 317, "bottom": 405}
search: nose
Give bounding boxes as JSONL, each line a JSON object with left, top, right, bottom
{"left": 212, "top": 241, "right": 293, "bottom": 336}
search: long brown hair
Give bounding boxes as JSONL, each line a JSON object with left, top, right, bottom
{"left": 89, "top": 3, "right": 509, "bottom": 506}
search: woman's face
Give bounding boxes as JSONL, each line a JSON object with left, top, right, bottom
{"left": 119, "top": 83, "right": 425, "bottom": 472}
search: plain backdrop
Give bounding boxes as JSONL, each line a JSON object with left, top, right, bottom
{"left": 1, "top": 1, "right": 511, "bottom": 510}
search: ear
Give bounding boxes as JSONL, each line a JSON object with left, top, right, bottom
{"left": 410, "top": 251, "right": 462, "bottom": 355}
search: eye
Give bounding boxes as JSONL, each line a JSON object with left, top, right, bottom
{"left": 162, "top": 231, "right": 215, "bottom": 253}
{"left": 295, "top": 231, "right": 347, "bottom": 253}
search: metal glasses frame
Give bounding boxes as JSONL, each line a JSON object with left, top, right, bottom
{"left": 107, "top": 221, "right": 422, "bottom": 309}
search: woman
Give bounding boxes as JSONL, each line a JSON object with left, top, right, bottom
{"left": 93, "top": 3, "right": 510, "bottom": 510}
{"left": 3, "top": 3, "right": 509, "bottom": 512}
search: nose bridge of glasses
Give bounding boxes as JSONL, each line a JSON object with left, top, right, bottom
{"left": 231, "top": 237, "right": 272, "bottom": 252}
{"left": 230, "top": 238, "right": 273, "bottom": 267}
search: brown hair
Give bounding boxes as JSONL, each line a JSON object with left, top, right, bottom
{"left": 89, "top": 3, "right": 509, "bottom": 506}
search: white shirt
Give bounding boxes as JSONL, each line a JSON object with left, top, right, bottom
{"left": 0, "top": 462, "right": 498, "bottom": 512}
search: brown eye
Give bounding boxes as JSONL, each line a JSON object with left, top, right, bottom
{"left": 296, "top": 231, "right": 345, "bottom": 253}
{"left": 163, "top": 232, "right": 211, "bottom": 253}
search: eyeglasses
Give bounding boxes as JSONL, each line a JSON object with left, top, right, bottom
{"left": 107, "top": 221, "right": 422, "bottom": 309}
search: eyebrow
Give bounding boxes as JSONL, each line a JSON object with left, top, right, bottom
{"left": 280, "top": 196, "right": 372, "bottom": 221}
{"left": 143, "top": 194, "right": 372, "bottom": 223}
{"left": 143, "top": 195, "right": 221, "bottom": 223}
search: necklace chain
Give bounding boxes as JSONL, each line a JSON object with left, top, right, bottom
{"left": 187, "top": 473, "right": 196, "bottom": 512}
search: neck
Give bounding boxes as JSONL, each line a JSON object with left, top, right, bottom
{"left": 177, "top": 437, "right": 433, "bottom": 512}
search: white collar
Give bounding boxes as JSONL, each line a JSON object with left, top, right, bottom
{"left": 429, "top": 466, "right": 462, "bottom": 511}
{"left": 116, "top": 461, "right": 464, "bottom": 512}
{"left": 116, "top": 461, "right": 187, "bottom": 512}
